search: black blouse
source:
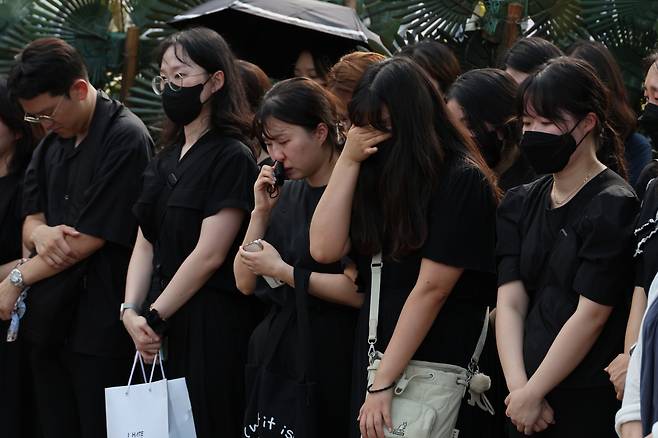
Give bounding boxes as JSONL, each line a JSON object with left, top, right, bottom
{"left": 133, "top": 131, "right": 258, "bottom": 295}
{"left": 496, "top": 169, "right": 639, "bottom": 389}
{"left": 635, "top": 177, "right": 658, "bottom": 294}
{"left": 0, "top": 172, "right": 24, "bottom": 265}
{"left": 354, "top": 156, "right": 498, "bottom": 367}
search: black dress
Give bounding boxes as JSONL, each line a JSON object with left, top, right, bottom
{"left": 496, "top": 169, "right": 639, "bottom": 437}
{"left": 133, "top": 130, "right": 261, "bottom": 438}
{"left": 350, "top": 156, "right": 501, "bottom": 438}
{"left": 0, "top": 171, "right": 36, "bottom": 438}
{"left": 245, "top": 180, "right": 358, "bottom": 436}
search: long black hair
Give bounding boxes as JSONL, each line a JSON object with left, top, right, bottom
{"left": 568, "top": 40, "right": 636, "bottom": 140}
{"left": 349, "top": 57, "right": 498, "bottom": 258}
{"left": 446, "top": 68, "right": 520, "bottom": 152}
{"left": 518, "top": 56, "right": 627, "bottom": 179}
{"left": 156, "top": 27, "right": 252, "bottom": 148}
{"left": 254, "top": 77, "right": 343, "bottom": 154}
{"left": 0, "top": 78, "right": 35, "bottom": 174}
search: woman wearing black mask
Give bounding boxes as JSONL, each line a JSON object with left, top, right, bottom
{"left": 496, "top": 57, "right": 639, "bottom": 437}
{"left": 447, "top": 68, "right": 536, "bottom": 191}
{"left": 122, "top": 27, "right": 261, "bottom": 437}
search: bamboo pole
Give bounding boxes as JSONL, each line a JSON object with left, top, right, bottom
{"left": 500, "top": 2, "right": 524, "bottom": 53}
{"left": 121, "top": 26, "right": 140, "bottom": 103}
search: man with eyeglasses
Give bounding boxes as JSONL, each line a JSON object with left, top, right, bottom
{"left": 0, "top": 38, "right": 153, "bottom": 438}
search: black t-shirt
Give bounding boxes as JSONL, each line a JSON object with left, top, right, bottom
{"left": 22, "top": 91, "right": 153, "bottom": 356}
{"left": 635, "top": 178, "right": 658, "bottom": 293}
{"left": 0, "top": 172, "right": 24, "bottom": 265}
{"left": 133, "top": 130, "right": 257, "bottom": 296}
{"left": 497, "top": 169, "right": 638, "bottom": 389}
{"left": 354, "top": 156, "right": 498, "bottom": 367}
{"left": 499, "top": 153, "right": 538, "bottom": 193}
{"left": 258, "top": 179, "right": 354, "bottom": 307}
{"left": 636, "top": 160, "right": 658, "bottom": 200}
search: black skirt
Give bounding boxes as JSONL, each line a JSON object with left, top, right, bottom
{"left": 158, "top": 284, "right": 262, "bottom": 438}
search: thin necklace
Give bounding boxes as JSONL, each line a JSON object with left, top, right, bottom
{"left": 551, "top": 167, "right": 599, "bottom": 207}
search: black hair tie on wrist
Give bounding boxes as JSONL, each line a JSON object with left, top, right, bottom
{"left": 367, "top": 382, "right": 396, "bottom": 394}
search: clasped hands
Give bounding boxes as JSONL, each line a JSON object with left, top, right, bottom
{"left": 505, "top": 384, "right": 555, "bottom": 435}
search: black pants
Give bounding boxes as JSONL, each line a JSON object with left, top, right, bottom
{"left": 0, "top": 322, "right": 41, "bottom": 438}
{"left": 27, "top": 343, "right": 132, "bottom": 438}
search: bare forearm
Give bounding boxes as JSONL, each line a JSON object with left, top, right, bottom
{"left": 374, "top": 289, "right": 448, "bottom": 384}
{"left": 20, "top": 234, "right": 104, "bottom": 285}
{"left": 270, "top": 261, "right": 362, "bottom": 306}
{"left": 496, "top": 304, "right": 529, "bottom": 390}
{"left": 0, "top": 260, "right": 20, "bottom": 280}
{"left": 124, "top": 232, "right": 154, "bottom": 309}
{"left": 310, "top": 155, "right": 358, "bottom": 263}
{"left": 234, "top": 211, "right": 270, "bottom": 294}
{"left": 309, "top": 272, "right": 361, "bottom": 308}
{"left": 151, "top": 249, "right": 224, "bottom": 319}
{"left": 527, "top": 303, "right": 610, "bottom": 397}
{"left": 22, "top": 214, "right": 46, "bottom": 252}
{"left": 620, "top": 421, "right": 642, "bottom": 438}
{"left": 625, "top": 287, "right": 647, "bottom": 352}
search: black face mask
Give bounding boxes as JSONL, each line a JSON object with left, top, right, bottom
{"left": 639, "top": 102, "right": 658, "bottom": 135}
{"left": 161, "top": 79, "right": 209, "bottom": 126}
{"left": 474, "top": 129, "right": 503, "bottom": 168}
{"left": 520, "top": 120, "right": 586, "bottom": 174}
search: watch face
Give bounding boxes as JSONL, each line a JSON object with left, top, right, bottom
{"left": 9, "top": 270, "right": 21, "bottom": 285}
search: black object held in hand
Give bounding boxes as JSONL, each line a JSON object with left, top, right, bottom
{"left": 267, "top": 161, "right": 287, "bottom": 198}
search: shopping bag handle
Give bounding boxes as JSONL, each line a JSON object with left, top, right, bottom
{"left": 125, "top": 351, "right": 166, "bottom": 395}
{"left": 126, "top": 352, "right": 148, "bottom": 395}
{"left": 148, "top": 350, "right": 166, "bottom": 383}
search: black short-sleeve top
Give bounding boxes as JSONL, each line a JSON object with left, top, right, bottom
{"left": 21, "top": 91, "right": 153, "bottom": 357}
{"left": 257, "top": 179, "right": 353, "bottom": 307}
{"left": 496, "top": 169, "right": 639, "bottom": 388}
{"left": 635, "top": 178, "right": 658, "bottom": 293}
{"left": 354, "top": 155, "right": 498, "bottom": 367}
{"left": 133, "top": 130, "right": 257, "bottom": 294}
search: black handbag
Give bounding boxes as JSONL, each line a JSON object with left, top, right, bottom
{"left": 243, "top": 268, "right": 317, "bottom": 438}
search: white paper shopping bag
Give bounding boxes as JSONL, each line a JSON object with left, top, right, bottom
{"left": 105, "top": 352, "right": 169, "bottom": 438}
{"left": 167, "top": 377, "right": 197, "bottom": 438}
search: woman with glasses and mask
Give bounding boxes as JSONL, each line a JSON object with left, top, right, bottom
{"left": 495, "top": 57, "right": 638, "bottom": 437}
{"left": 446, "top": 68, "right": 536, "bottom": 192}
{"left": 122, "top": 27, "right": 261, "bottom": 438}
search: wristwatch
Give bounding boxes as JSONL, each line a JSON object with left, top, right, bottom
{"left": 143, "top": 306, "right": 168, "bottom": 335}
{"left": 8, "top": 268, "right": 27, "bottom": 290}
{"left": 119, "top": 303, "right": 140, "bottom": 321}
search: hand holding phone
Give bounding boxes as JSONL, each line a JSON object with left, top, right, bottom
{"left": 266, "top": 161, "right": 287, "bottom": 198}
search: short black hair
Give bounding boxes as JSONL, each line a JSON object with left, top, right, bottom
{"left": 503, "top": 37, "right": 562, "bottom": 74}
{"left": 7, "top": 37, "right": 89, "bottom": 100}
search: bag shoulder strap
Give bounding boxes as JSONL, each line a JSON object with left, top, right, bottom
{"left": 368, "top": 252, "right": 489, "bottom": 369}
